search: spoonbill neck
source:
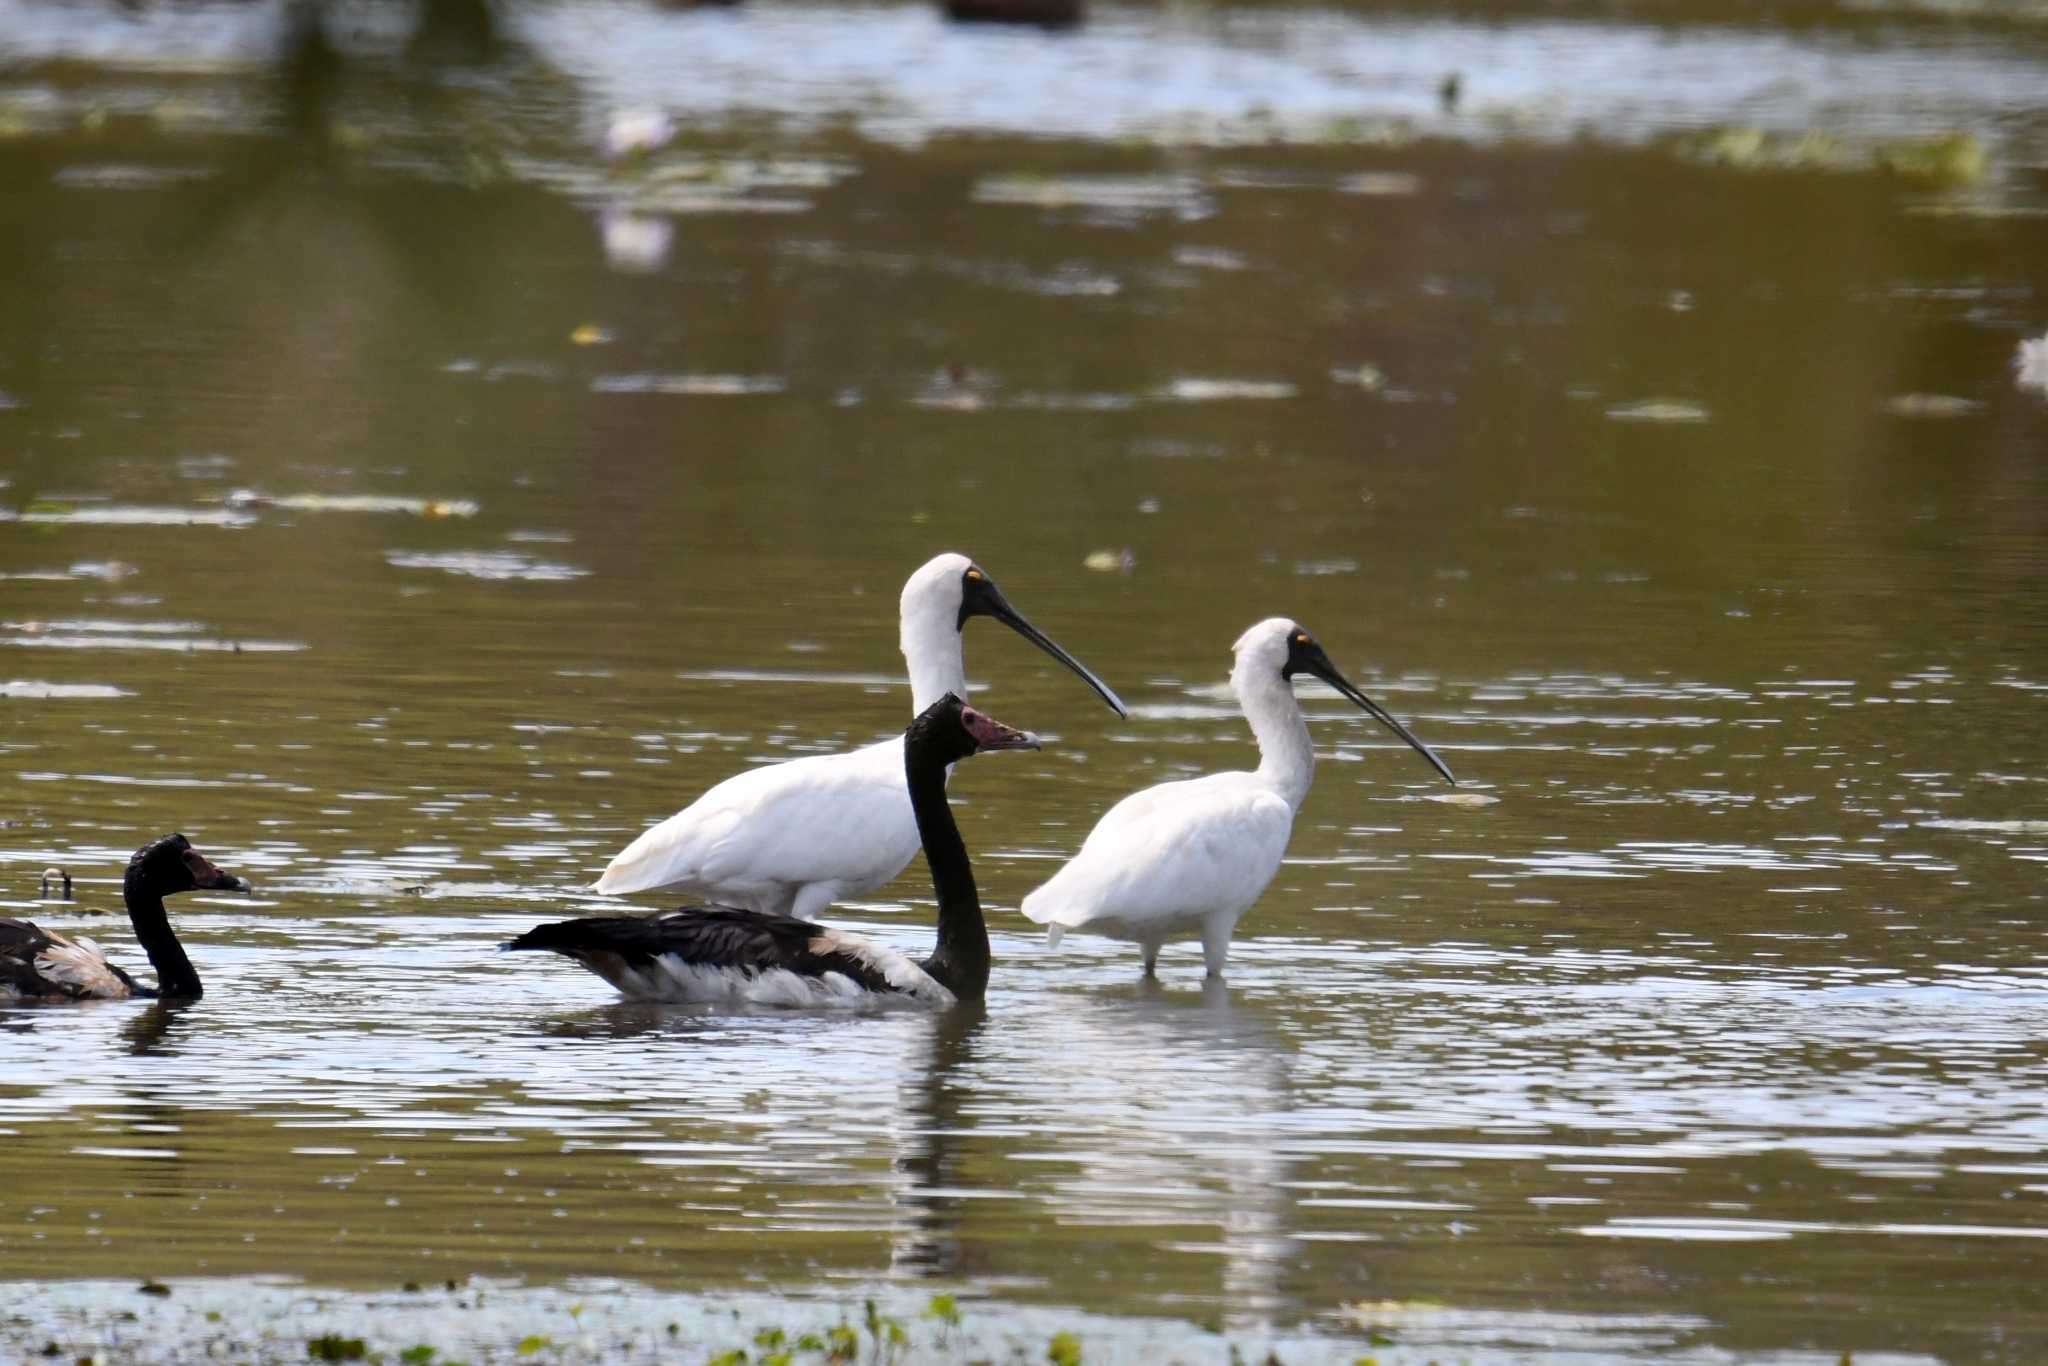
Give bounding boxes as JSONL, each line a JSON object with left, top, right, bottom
{"left": 906, "top": 736, "right": 987, "bottom": 999}
{"left": 1234, "top": 653, "right": 1315, "bottom": 812}
{"left": 902, "top": 607, "right": 969, "bottom": 714}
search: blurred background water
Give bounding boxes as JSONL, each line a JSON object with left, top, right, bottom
{"left": 2, "top": 0, "right": 2046, "bottom": 1358}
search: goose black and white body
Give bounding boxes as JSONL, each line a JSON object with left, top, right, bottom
{"left": 593, "top": 553, "right": 1123, "bottom": 918}
{"left": 509, "top": 694, "right": 1038, "bottom": 1007}
{"left": 0, "top": 834, "right": 248, "bottom": 1002}
{"left": 1022, "top": 619, "right": 1454, "bottom": 977}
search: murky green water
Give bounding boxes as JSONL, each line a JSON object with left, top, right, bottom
{"left": 3, "top": 1, "right": 2047, "bottom": 1360}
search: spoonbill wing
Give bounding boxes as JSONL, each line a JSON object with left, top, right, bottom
{"left": 594, "top": 739, "right": 919, "bottom": 908}
{"left": 1021, "top": 774, "right": 1294, "bottom": 936}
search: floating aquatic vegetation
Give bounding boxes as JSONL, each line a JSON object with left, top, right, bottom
{"left": 1158, "top": 377, "right": 1297, "bottom": 402}
{"left": 176, "top": 453, "right": 234, "bottom": 479}
{"left": 599, "top": 208, "right": 674, "bottom": 273}
{"left": 1004, "top": 391, "right": 1137, "bottom": 412}
{"left": 1171, "top": 245, "right": 1245, "bottom": 271}
{"left": 1605, "top": 398, "right": 1710, "bottom": 424}
{"left": 51, "top": 163, "right": 215, "bottom": 190}
{"left": 1881, "top": 393, "right": 1983, "bottom": 418}
{"left": 972, "top": 174, "right": 1214, "bottom": 222}
{"left": 7, "top": 503, "right": 255, "bottom": 527}
{"left": 386, "top": 550, "right": 591, "bottom": 583}
{"left": 0, "top": 680, "right": 134, "bottom": 699}
{"left": 1, "top": 618, "right": 303, "bottom": 653}
{"left": 591, "top": 373, "right": 787, "bottom": 397}
{"left": 1337, "top": 171, "right": 1423, "bottom": 197}
{"left": 1877, "top": 132, "right": 1988, "bottom": 187}
{"left": 1920, "top": 818, "right": 2048, "bottom": 834}
{"left": 227, "top": 491, "right": 480, "bottom": 518}
{"left": 1675, "top": 127, "right": 1852, "bottom": 173}
{"left": 1330, "top": 364, "right": 1385, "bottom": 391}
{"left": 0, "top": 560, "right": 133, "bottom": 583}
{"left": 601, "top": 108, "right": 675, "bottom": 161}
{"left": 2018, "top": 334, "right": 2048, "bottom": 396}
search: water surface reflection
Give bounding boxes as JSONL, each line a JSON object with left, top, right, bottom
{"left": 3, "top": 0, "right": 2046, "bottom": 1357}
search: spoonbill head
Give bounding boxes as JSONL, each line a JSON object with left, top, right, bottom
{"left": 1252, "top": 618, "right": 1456, "bottom": 786}
{"left": 1022, "top": 616, "right": 1454, "bottom": 978}
{"left": 900, "top": 552, "right": 1127, "bottom": 718}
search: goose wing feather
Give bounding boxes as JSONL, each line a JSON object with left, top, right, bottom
{"left": 0, "top": 917, "right": 134, "bottom": 1000}
{"left": 504, "top": 906, "right": 920, "bottom": 997}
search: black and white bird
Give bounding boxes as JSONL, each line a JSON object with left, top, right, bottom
{"left": 1, "top": 834, "right": 248, "bottom": 1002}
{"left": 1022, "top": 618, "right": 1455, "bottom": 977}
{"left": 507, "top": 693, "right": 1039, "bottom": 1007}
{"left": 592, "top": 553, "right": 1122, "bottom": 918}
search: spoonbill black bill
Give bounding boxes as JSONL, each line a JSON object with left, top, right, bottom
{"left": 1021, "top": 618, "right": 1454, "bottom": 977}
{"left": 1, "top": 834, "right": 249, "bottom": 1001}
{"left": 593, "top": 553, "right": 1123, "bottom": 916}
{"left": 510, "top": 694, "right": 1038, "bottom": 1006}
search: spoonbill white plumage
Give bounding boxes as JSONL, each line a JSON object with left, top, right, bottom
{"left": 1020, "top": 618, "right": 1455, "bottom": 977}
{"left": 593, "top": 553, "right": 1124, "bottom": 917}
{"left": 509, "top": 694, "right": 1036, "bottom": 1007}
{"left": 1, "top": 834, "right": 248, "bottom": 1002}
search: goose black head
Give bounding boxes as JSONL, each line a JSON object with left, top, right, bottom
{"left": 919, "top": 554, "right": 1127, "bottom": 718}
{"left": 908, "top": 692, "right": 1042, "bottom": 766}
{"left": 1267, "top": 621, "right": 1457, "bottom": 786}
{"left": 126, "top": 833, "right": 250, "bottom": 897}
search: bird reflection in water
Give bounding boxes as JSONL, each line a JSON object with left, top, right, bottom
{"left": 123, "top": 999, "right": 199, "bottom": 1057}
{"left": 889, "top": 983, "right": 1301, "bottom": 1333}
{"left": 892, "top": 1001, "right": 988, "bottom": 1279}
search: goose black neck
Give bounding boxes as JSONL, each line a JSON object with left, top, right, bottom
{"left": 123, "top": 868, "right": 202, "bottom": 1001}
{"left": 908, "top": 737, "right": 988, "bottom": 1001}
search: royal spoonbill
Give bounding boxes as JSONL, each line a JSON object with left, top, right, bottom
{"left": 508, "top": 693, "right": 1036, "bottom": 1007}
{"left": 1, "top": 834, "right": 248, "bottom": 1001}
{"left": 594, "top": 553, "right": 1124, "bottom": 917}
{"left": 1021, "top": 618, "right": 1454, "bottom": 977}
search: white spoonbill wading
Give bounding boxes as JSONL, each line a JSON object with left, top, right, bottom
{"left": 593, "top": 553, "right": 1124, "bottom": 918}
{"left": 508, "top": 695, "right": 1037, "bottom": 1007}
{"left": 1021, "top": 618, "right": 1456, "bottom": 978}
{"left": 0, "top": 834, "right": 249, "bottom": 1002}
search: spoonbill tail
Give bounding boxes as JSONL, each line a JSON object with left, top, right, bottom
{"left": 509, "top": 694, "right": 1037, "bottom": 1006}
{"left": 593, "top": 553, "right": 1124, "bottom": 917}
{"left": 1021, "top": 618, "right": 1454, "bottom": 977}
{"left": 1, "top": 834, "right": 249, "bottom": 1002}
